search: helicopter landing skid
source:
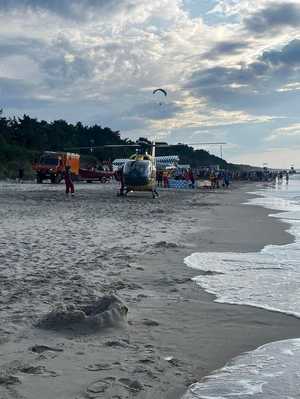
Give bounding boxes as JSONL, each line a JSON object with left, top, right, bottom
{"left": 152, "top": 189, "right": 159, "bottom": 199}
{"left": 117, "top": 188, "right": 159, "bottom": 199}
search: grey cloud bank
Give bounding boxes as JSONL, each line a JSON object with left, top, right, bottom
{"left": 0, "top": 0, "right": 124, "bottom": 18}
{"left": 187, "top": 39, "right": 300, "bottom": 108}
{"left": 245, "top": 2, "right": 300, "bottom": 33}
{"left": 205, "top": 40, "right": 249, "bottom": 59}
{"left": 262, "top": 39, "right": 300, "bottom": 66}
{"left": 0, "top": 0, "right": 299, "bottom": 167}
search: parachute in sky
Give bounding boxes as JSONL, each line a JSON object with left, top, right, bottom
{"left": 153, "top": 88, "right": 167, "bottom": 106}
{"left": 153, "top": 88, "right": 167, "bottom": 96}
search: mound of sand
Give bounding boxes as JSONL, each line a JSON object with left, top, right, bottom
{"left": 36, "top": 294, "right": 128, "bottom": 330}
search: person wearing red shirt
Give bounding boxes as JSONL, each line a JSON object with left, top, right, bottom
{"left": 64, "top": 165, "right": 75, "bottom": 196}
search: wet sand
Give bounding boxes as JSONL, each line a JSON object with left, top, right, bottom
{"left": 0, "top": 181, "right": 299, "bottom": 399}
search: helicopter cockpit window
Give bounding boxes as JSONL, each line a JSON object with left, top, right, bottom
{"left": 124, "top": 161, "right": 151, "bottom": 176}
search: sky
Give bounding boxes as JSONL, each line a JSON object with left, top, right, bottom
{"left": 1, "top": 0, "right": 300, "bottom": 168}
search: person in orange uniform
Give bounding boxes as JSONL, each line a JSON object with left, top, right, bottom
{"left": 64, "top": 165, "right": 75, "bottom": 196}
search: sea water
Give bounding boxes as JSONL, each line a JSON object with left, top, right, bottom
{"left": 183, "top": 175, "right": 300, "bottom": 399}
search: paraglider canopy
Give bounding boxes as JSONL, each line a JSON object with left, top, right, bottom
{"left": 153, "top": 88, "right": 167, "bottom": 96}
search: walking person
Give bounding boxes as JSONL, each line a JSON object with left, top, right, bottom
{"left": 17, "top": 166, "right": 24, "bottom": 183}
{"left": 64, "top": 165, "right": 75, "bottom": 196}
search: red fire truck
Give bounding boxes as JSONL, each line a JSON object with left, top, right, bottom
{"left": 33, "top": 151, "right": 114, "bottom": 183}
{"left": 33, "top": 151, "right": 80, "bottom": 184}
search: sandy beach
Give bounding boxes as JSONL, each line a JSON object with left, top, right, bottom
{"left": 0, "top": 181, "right": 299, "bottom": 399}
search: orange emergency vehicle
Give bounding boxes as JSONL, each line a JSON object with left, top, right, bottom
{"left": 33, "top": 151, "right": 80, "bottom": 184}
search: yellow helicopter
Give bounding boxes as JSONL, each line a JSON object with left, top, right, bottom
{"left": 112, "top": 139, "right": 227, "bottom": 198}
{"left": 65, "top": 138, "right": 159, "bottom": 198}
{"left": 67, "top": 138, "right": 226, "bottom": 199}
{"left": 115, "top": 138, "right": 159, "bottom": 198}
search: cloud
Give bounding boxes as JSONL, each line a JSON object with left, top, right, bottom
{"left": 276, "top": 123, "right": 300, "bottom": 135}
{"left": 0, "top": 0, "right": 185, "bottom": 23}
{"left": 244, "top": 2, "right": 300, "bottom": 34}
{"left": 205, "top": 40, "right": 249, "bottom": 59}
{"left": 266, "top": 123, "right": 300, "bottom": 141}
{"left": 191, "top": 40, "right": 300, "bottom": 92}
{"left": 0, "top": 0, "right": 200, "bottom": 125}
{"left": 277, "top": 82, "right": 300, "bottom": 92}
{"left": 186, "top": 38, "right": 300, "bottom": 112}
{"left": 0, "top": 34, "right": 96, "bottom": 92}
{"left": 261, "top": 39, "right": 300, "bottom": 66}
{"left": 130, "top": 101, "right": 181, "bottom": 120}
{"left": 0, "top": 0, "right": 299, "bottom": 168}
{"left": 188, "top": 65, "right": 257, "bottom": 90}
{"left": 208, "top": 0, "right": 247, "bottom": 17}
{"left": 0, "top": 77, "right": 53, "bottom": 109}
{"left": 0, "top": 0, "right": 127, "bottom": 20}
{"left": 0, "top": 37, "right": 44, "bottom": 57}
{"left": 149, "top": 94, "right": 274, "bottom": 133}
{"left": 41, "top": 54, "right": 93, "bottom": 87}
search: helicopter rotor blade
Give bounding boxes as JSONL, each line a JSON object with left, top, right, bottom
{"left": 65, "top": 142, "right": 226, "bottom": 151}
{"left": 156, "top": 142, "right": 226, "bottom": 148}
{"left": 103, "top": 144, "right": 139, "bottom": 148}
{"left": 64, "top": 144, "right": 139, "bottom": 150}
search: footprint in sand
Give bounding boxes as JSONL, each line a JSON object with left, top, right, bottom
{"left": 30, "top": 345, "right": 64, "bottom": 354}
{"left": 85, "top": 379, "right": 112, "bottom": 397}
{"left": 85, "top": 363, "right": 113, "bottom": 372}
{"left": 0, "top": 374, "right": 20, "bottom": 386}
{"left": 20, "top": 365, "right": 46, "bottom": 375}
{"left": 85, "top": 377, "right": 143, "bottom": 399}
{"left": 20, "top": 365, "right": 60, "bottom": 377}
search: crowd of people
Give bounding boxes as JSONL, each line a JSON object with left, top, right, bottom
{"left": 156, "top": 168, "right": 231, "bottom": 189}
{"left": 156, "top": 169, "right": 195, "bottom": 188}
{"left": 235, "top": 169, "right": 290, "bottom": 182}
{"left": 155, "top": 167, "right": 292, "bottom": 190}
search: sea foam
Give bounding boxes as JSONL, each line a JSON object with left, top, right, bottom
{"left": 182, "top": 339, "right": 300, "bottom": 399}
{"left": 183, "top": 176, "right": 300, "bottom": 398}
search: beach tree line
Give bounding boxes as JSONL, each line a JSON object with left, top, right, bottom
{"left": 0, "top": 110, "right": 228, "bottom": 178}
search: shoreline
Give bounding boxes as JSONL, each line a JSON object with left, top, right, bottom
{"left": 125, "top": 182, "right": 298, "bottom": 398}
{"left": 0, "top": 181, "right": 299, "bottom": 399}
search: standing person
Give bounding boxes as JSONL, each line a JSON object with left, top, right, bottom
{"left": 115, "top": 165, "right": 125, "bottom": 196}
{"left": 209, "top": 171, "right": 216, "bottom": 189}
{"left": 157, "top": 170, "right": 163, "bottom": 187}
{"left": 17, "top": 166, "right": 24, "bottom": 183}
{"left": 223, "top": 171, "right": 230, "bottom": 188}
{"left": 64, "top": 165, "right": 75, "bottom": 196}
{"left": 163, "top": 171, "right": 169, "bottom": 188}
{"left": 215, "top": 171, "right": 220, "bottom": 188}
{"left": 118, "top": 165, "right": 125, "bottom": 196}
{"left": 188, "top": 169, "right": 195, "bottom": 189}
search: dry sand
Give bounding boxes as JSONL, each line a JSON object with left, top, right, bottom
{"left": 0, "top": 181, "right": 299, "bottom": 399}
